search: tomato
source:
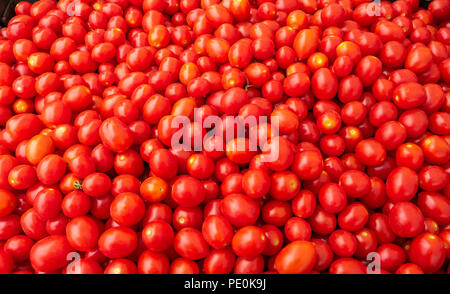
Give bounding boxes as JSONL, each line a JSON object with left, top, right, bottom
{"left": 99, "top": 117, "right": 134, "bottom": 153}
{"left": 137, "top": 250, "right": 169, "bottom": 274}
{"left": 6, "top": 113, "right": 43, "bottom": 142}
{"left": 275, "top": 241, "right": 316, "bottom": 274}
{"left": 36, "top": 155, "right": 66, "bottom": 185}
{"left": 114, "top": 150, "right": 144, "bottom": 177}
{"left": 291, "top": 150, "right": 323, "bottom": 181}
{"left": 221, "top": 193, "right": 260, "bottom": 228}
{"left": 232, "top": 225, "right": 267, "bottom": 258}
{"left": 171, "top": 175, "right": 205, "bottom": 207}
{"left": 293, "top": 29, "right": 319, "bottom": 60}
{"left": 338, "top": 203, "right": 369, "bottom": 232}
{"left": 284, "top": 217, "right": 311, "bottom": 242}
{"left": 386, "top": 167, "right": 419, "bottom": 202}
{"left": 3, "top": 234, "right": 34, "bottom": 263}
{"left": 395, "top": 263, "right": 425, "bottom": 274}
{"left": 355, "top": 56, "right": 382, "bottom": 87}
{"left": 409, "top": 233, "right": 446, "bottom": 273}
{"left": 329, "top": 230, "right": 357, "bottom": 257}
{"left": 354, "top": 228, "right": 377, "bottom": 259}
{"left": 389, "top": 202, "right": 424, "bottom": 238}
{"left": 201, "top": 215, "right": 233, "bottom": 249}
{"left": 228, "top": 39, "right": 252, "bottom": 68}
{"left": 104, "top": 259, "right": 137, "bottom": 274}
{"left": 405, "top": 45, "right": 433, "bottom": 73}
{"left": 318, "top": 183, "right": 347, "bottom": 214}
{"left": 186, "top": 153, "right": 214, "bottom": 180}
{"left": 61, "top": 190, "right": 90, "bottom": 218}
{"left": 81, "top": 173, "right": 110, "bottom": 198}
{"left": 173, "top": 227, "right": 209, "bottom": 260}
{"left": 242, "top": 169, "right": 271, "bottom": 199}
{"left": 140, "top": 177, "right": 168, "bottom": 203}
{"left": 169, "top": 257, "right": 200, "bottom": 274}
{"left": 269, "top": 171, "right": 299, "bottom": 201}
{"left": 110, "top": 193, "right": 145, "bottom": 227}
{"left": 142, "top": 221, "right": 174, "bottom": 252}
{"left": 329, "top": 258, "right": 366, "bottom": 274}
{"left": 420, "top": 135, "right": 450, "bottom": 165}
{"left": 417, "top": 192, "right": 450, "bottom": 225}
{"left": 29, "top": 235, "right": 73, "bottom": 273}
{"left": 98, "top": 227, "right": 138, "bottom": 259}
{"left": 8, "top": 164, "right": 36, "bottom": 190}
{"left": 0, "top": 190, "right": 16, "bottom": 217}
{"left": 291, "top": 190, "right": 316, "bottom": 219}
{"left": 311, "top": 68, "right": 338, "bottom": 100}
{"left": 27, "top": 52, "right": 54, "bottom": 74}
{"left": 355, "top": 139, "right": 387, "bottom": 166}
{"left": 66, "top": 216, "right": 99, "bottom": 252}
{"left": 393, "top": 82, "right": 426, "bottom": 109}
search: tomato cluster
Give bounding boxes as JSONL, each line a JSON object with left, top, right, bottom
{"left": 0, "top": 0, "right": 449, "bottom": 274}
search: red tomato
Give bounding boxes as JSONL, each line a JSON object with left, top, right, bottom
{"left": 29, "top": 235, "right": 73, "bottom": 272}
{"left": 99, "top": 117, "right": 134, "bottom": 153}
{"left": 275, "top": 241, "right": 316, "bottom": 274}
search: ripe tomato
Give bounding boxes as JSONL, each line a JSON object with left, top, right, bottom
{"left": 110, "top": 193, "right": 145, "bottom": 226}
{"left": 173, "top": 227, "right": 209, "bottom": 260}
{"left": 275, "top": 241, "right": 316, "bottom": 274}
{"left": 98, "top": 227, "right": 138, "bottom": 259}
{"left": 66, "top": 216, "right": 99, "bottom": 252}
{"left": 29, "top": 235, "right": 73, "bottom": 272}
{"left": 99, "top": 117, "right": 134, "bottom": 153}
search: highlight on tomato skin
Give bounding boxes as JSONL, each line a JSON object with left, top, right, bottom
{"left": 0, "top": 0, "right": 448, "bottom": 275}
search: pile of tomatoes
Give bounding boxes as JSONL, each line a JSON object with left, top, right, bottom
{"left": 0, "top": 0, "right": 449, "bottom": 275}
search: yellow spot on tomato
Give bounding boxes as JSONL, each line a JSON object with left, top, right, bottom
{"left": 423, "top": 138, "right": 432, "bottom": 146}
{"left": 324, "top": 119, "right": 335, "bottom": 129}
{"left": 56, "top": 126, "right": 67, "bottom": 133}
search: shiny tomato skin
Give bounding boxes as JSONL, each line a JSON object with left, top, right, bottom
{"left": 0, "top": 189, "right": 16, "bottom": 218}
{"left": 173, "top": 227, "right": 209, "bottom": 260}
{"left": 221, "top": 193, "right": 260, "bottom": 228}
{"left": 142, "top": 221, "right": 174, "bottom": 252}
{"left": 386, "top": 167, "right": 419, "bottom": 203}
{"left": 409, "top": 233, "right": 446, "bottom": 273}
{"left": 293, "top": 29, "right": 319, "bottom": 60}
{"left": 329, "top": 258, "right": 366, "bottom": 274}
{"left": 232, "top": 226, "right": 267, "bottom": 258}
{"left": 388, "top": 202, "right": 424, "bottom": 238}
{"left": 99, "top": 117, "right": 133, "bottom": 153}
{"left": 202, "top": 215, "right": 233, "bottom": 249}
{"left": 318, "top": 183, "right": 347, "bottom": 214}
{"left": 203, "top": 247, "right": 236, "bottom": 274}
{"left": 417, "top": 192, "right": 450, "bottom": 225}
{"left": 275, "top": 241, "right": 316, "bottom": 274}
{"left": 98, "top": 227, "right": 138, "bottom": 259}
{"left": 33, "top": 188, "right": 62, "bottom": 221}
{"left": 137, "top": 250, "right": 169, "bottom": 274}
{"left": 311, "top": 68, "right": 338, "bottom": 100}
{"left": 36, "top": 155, "right": 66, "bottom": 186}
{"left": 66, "top": 216, "right": 99, "bottom": 252}
{"left": 171, "top": 176, "right": 205, "bottom": 207}
{"left": 29, "top": 235, "right": 73, "bottom": 273}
